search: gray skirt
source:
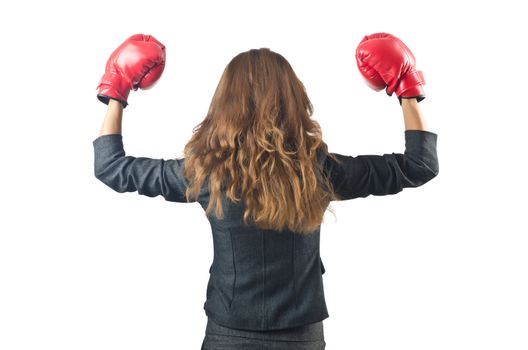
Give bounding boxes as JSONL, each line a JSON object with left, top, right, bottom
{"left": 200, "top": 317, "right": 326, "bottom": 350}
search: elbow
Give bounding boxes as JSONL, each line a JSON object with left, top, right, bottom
{"left": 94, "top": 165, "right": 109, "bottom": 183}
{"left": 428, "top": 159, "right": 440, "bottom": 180}
{"left": 93, "top": 166, "right": 125, "bottom": 193}
{"left": 406, "top": 159, "right": 439, "bottom": 188}
{"left": 402, "top": 149, "right": 439, "bottom": 186}
{"left": 423, "top": 167, "right": 439, "bottom": 185}
{"left": 94, "top": 166, "right": 104, "bottom": 181}
{"left": 418, "top": 162, "right": 439, "bottom": 186}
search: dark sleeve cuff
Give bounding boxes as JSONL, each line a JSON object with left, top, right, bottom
{"left": 93, "top": 133, "right": 123, "bottom": 151}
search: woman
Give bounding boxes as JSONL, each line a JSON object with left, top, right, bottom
{"left": 93, "top": 33, "right": 438, "bottom": 349}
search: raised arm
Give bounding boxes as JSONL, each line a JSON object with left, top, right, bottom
{"left": 323, "top": 32, "right": 439, "bottom": 201}
{"left": 93, "top": 35, "right": 194, "bottom": 203}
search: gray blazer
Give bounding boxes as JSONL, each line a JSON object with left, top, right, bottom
{"left": 93, "top": 129, "right": 439, "bottom": 331}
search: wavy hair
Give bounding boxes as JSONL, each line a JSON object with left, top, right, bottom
{"left": 182, "top": 48, "right": 338, "bottom": 234}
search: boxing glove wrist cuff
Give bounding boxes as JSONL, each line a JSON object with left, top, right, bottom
{"left": 396, "top": 70, "right": 425, "bottom": 101}
{"left": 96, "top": 71, "right": 132, "bottom": 108}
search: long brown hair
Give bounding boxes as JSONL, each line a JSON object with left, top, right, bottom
{"left": 182, "top": 48, "right": 338, "bottom": 234}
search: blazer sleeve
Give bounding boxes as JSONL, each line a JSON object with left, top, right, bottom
{"left": 323, "top": 130, "right": 439, "bottom": 201}
{"left": 92, "top": 134, "right": 193, "bottom": 203}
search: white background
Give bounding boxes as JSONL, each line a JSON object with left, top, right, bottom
{"left": 1, "top": 0, "right": 527, "bottom": 349}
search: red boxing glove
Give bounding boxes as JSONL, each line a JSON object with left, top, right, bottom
{"left": 356, "top": 33, "right": 425, "bottom": 103}
{"left": 96, "top": 34, "right": 166, "bottom": 108}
